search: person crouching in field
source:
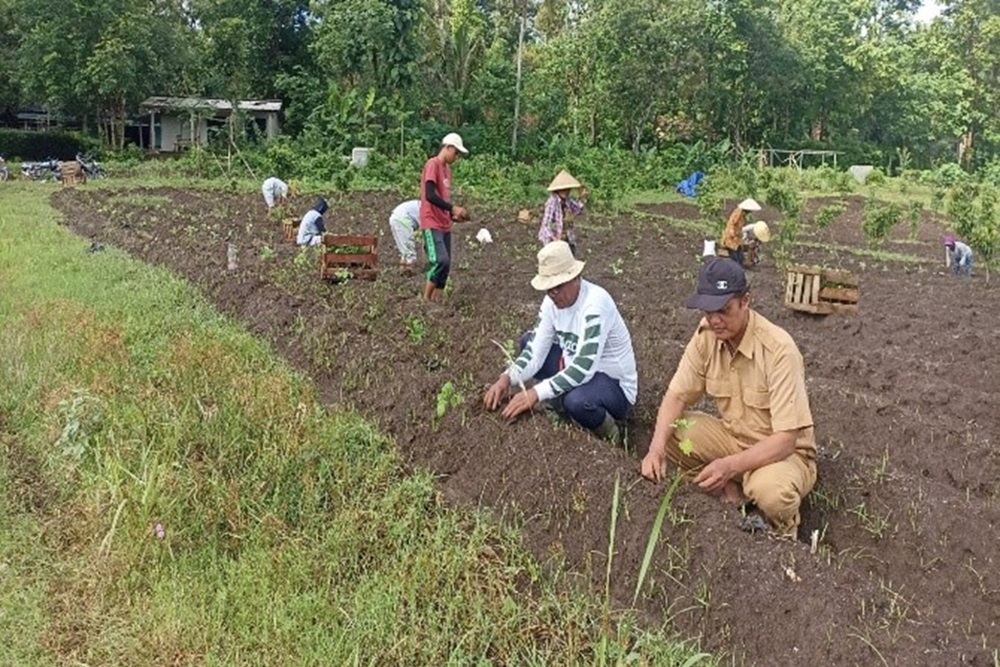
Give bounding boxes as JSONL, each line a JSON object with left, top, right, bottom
{"left": 389, "top": 199, "right": 421, "bottom": 273}
{"left": 262, "top": 176, "right": 297, "bottom": 209}
{"left": 740, "top": 220, "right": 771, "bottom": 268}
{"left": 539, "top": 170, "right": 587, "bottom": 256}
{"left": 420, "top": 132, "right": 470, "bottom": 302}
{"left": 483, "top": 241, "right": 637, "bottom": 444}
{"left": 296, "top": 198, "right": 328, "bottom": 246}
{"left": 720, "top": 198, "right": 762, "bottom": 267}
{"left": 945, "top": 237, "right": 973, "bottom": 277}
{"left": 641, "top": 258, "right": 817, "bottom": 538}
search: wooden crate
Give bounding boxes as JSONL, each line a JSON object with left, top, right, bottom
{"left": 320, "top": 234, "right": 378, "bottom": 281}
{"left": 281, "top": 218, "right": 297, "bottom": 243}
{"left": 784, "top": 265, "right": 859, "bottom": 315}
{"left": 60, "top": 161, "right": 85, "bottom": 188}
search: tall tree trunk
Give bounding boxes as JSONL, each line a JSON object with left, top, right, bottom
{"left": 511, "top": 5, "right": 527, "bottom": 156}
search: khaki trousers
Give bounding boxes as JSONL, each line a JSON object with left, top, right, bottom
{"left": 664, "top": 411, "right": 817, "bottom": 537}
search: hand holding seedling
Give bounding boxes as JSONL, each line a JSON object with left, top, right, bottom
{"left": 452, "top": 205, "right": 470, "bottom": 222}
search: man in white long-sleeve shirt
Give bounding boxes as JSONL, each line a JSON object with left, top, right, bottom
{"left": 262, "top": 177, "right": 296, "bottom": 208}
{"left": 484, "top": 241, "right": 638, "bottom": 443}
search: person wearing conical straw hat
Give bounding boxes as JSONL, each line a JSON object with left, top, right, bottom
{"left": 740, "top": 220, "right": 771, "bottom": 268}
{"left": 539, "top": 170, "right": 588, "bottom": 256}
{"left": 719, "top": 198, "right": 761, "bottom": 268}
{"left": 483, "top": 241, "right": 637, "bottom": 444}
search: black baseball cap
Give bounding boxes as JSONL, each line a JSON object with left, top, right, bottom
{"left": 686, "top": 258, "right": 749, "bottom": 312}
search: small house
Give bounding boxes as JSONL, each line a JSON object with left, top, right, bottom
{"left": 139, "top": 97, "right": 282, "bottom": 152}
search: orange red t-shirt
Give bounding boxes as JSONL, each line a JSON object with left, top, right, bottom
{"left": 419, "top": 156, "right": 452, "bottom": 232}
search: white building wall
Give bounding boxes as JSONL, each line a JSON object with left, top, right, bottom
{"left": 160, "top": 115, "right": 181, "bottom": 152}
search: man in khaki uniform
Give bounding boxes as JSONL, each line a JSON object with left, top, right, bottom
{"left": 641, "top": 258, "right": 816, "bottom": 537}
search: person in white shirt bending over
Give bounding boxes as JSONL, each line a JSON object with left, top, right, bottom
{"left": 483, "top": 241, "right": 638, "bottom": 444}
{"left": 389, "top": 199, "right": 421, "bottom": 272}
{"left": 945, "top": 237, "right": 973, "bottom": 277}
{"left": 261, "top": 177, "right": 297, "bottom": 208}
{"left": 296, "top": 198, "right": 328, "bottom": 246}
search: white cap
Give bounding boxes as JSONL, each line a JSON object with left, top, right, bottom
{"left": 442, "top": 132, "right": 468, "bottom": 154}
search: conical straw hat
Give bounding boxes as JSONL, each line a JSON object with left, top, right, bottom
{"left": 753, "top": 221, "right": 771, "bottom": 243}
{"left": 548, "top": 170, "right": 582, "bottom": 192}
{"left": 738, "top": 198, "right": 762, "bottom": 212}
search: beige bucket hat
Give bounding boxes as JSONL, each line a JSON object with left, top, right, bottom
{"left": 547, "top": 170, "right": 582, "bottom": 192}
{"left": 738, "top": 198, "right": 762, "bottom": 212}
{"left": 753, "top": 220, "right": 771, "bottom": 243}
{"left": 531, "top": 241, "right": 586, "bottom": 291}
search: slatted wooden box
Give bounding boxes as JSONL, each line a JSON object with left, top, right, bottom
{"left": 281, "top": 218, "right": 297, "bottom": 243}
{"left": 320, "top": 234, "right": 378, "bottom": 281}
{"left": 784, "top": 265, "right": 859, "bottom": 315}
{"left": 60, "top": 161, "right": 85, "bottom": 187}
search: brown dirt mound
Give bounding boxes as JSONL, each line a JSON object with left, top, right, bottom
{"left": 53, "top": 186, "right": 1000, "bottom": 666}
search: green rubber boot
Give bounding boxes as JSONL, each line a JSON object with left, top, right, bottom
{"left": 593, "top": 412, "right": 623, "bottom": 446}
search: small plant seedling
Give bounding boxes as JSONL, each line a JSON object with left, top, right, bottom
{"left": 609, "top": 257, "right": 624, "bottom": 276}
{"left": 671, "top": 417, "right": 695, "bottom": 456}
{"left": 293, "top": 248, "right": 312, "bottom": 268}
{"left": 435, "top": 381, "right": 464, "bottom": 427}
{"left": 814, "top": 203, "right": 846, "bottom": 229}
{"left": 405, "top": 316, "right": 427, "bottom": 344}
{"left": 503, "top": 338, "right": 516, "bottom": 361}
{"left": 334, "top": 267, "right": 353, "bottom": 282}
{"left": 259, "top": 245, "right": 276, "bottom": 260}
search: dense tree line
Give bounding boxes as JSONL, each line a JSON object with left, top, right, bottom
{"left": 1, "top": 0, "right": 998, "bottom": 167}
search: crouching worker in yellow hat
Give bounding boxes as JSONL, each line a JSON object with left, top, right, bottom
{"left": 483, "top": 241, "right": 637, "bottom": 444}
{"left": 740, "top": 220, "right": 771, "bottom": 268}
{"left": 720, "top": 198, "right": 761, "bottom": 267}
{"left": 539, "top": 170, "right": 587, "bottom": 257}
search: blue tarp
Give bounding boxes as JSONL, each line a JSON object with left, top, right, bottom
{"left": 675, "top": 170, "right": 705, "bottom": 197}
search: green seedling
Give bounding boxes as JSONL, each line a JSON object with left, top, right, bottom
{"left": 259, "top": 245, "right": 276, "bottom": 260}
{"left": 609, "top": 257, "right": 624, "bottom": 276}
{"left": 502, "top": 338, "right": 516, "bottom": 362}
{"left": 293, "top": 247, "right": 312, "bottom": 268}
{"left": 405, "top": 316, "right": 427, "bottom": 344}
{"left": 671, "top": 417, "right": 695, "bottom": 456}
{"left": 634, "top": 471, "right": 684, "bottom": 604}
{"left": 814, "top": 203, "right": 846, "bottom": 229}
{"left": 434, "top": 381, "right": 464, "bottom": 427}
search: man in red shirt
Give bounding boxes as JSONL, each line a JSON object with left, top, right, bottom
{"left": 420, "top": 132, "right": 469, "bottom": 302}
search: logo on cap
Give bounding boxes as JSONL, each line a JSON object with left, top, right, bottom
{"left": 716, "top": 280, "right": 729, "bottom": 291}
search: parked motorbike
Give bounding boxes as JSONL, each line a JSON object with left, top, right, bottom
{"left": 21, "top": 158, "right": 61, "bottom": 181}
{"left": 76, "top": 152, "right": 106, "bottom": 179}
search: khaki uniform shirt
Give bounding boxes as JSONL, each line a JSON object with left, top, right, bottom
{"left": 668, "top": 310, "right": 816, "bottom": 459}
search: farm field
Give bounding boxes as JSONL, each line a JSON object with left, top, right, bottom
{"left": 53, "top": 185, "right": 1000, "bottom": 666}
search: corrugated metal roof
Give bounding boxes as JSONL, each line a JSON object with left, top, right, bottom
{"left": 140, "top": 97, "right": 282, "bottom": 112}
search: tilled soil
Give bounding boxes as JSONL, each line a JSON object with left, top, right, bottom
{"left": 54, "top": 187, "right": 1000, "bottom": 666}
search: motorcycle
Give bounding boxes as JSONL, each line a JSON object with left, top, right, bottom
{"left": 76, "top": 152, "right": 106, "bottom": 179}
{"left": 21, "top": 158, "right": 61, "bottom": 181}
